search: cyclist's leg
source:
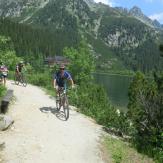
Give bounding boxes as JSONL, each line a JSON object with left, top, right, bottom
{"left": 1, "top": 75, "right": 5, "bottom": 86}
{"left": 14, "top": 72, "right": 17, "bottom": 82}
{"left": 14, "top": 72, "right": 19, "bottom": 85}
{"left": 19, "top": 72, "right": 23, "bottom": 82}
{"left": 55, "top": 86, "right": 60, "bottom": 110}
{"left": 3, "top": 75, "right": 7, "bottom": 86}
{"left": 21, "top": 72, "right": 27, "bottom": 86}
{"left": 55, "top": 85, "right": 59, "bottom": 98}
{"left": 0, "top": 75, "right": 3, "bottom": 85}
{"left": 15, "top": 71, "right": 19, "bottom": 80}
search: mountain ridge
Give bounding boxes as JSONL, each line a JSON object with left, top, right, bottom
{"left": 129, "top": 6, "right": 162, "bottom": 29}
{"left": 0, "top": 0, "right": 163, "bottom": 72}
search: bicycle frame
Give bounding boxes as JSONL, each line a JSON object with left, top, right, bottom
{"left": 58, "top": 87, "right": 67, "bottom": 105}
{"left": 56, "top": 87, "right": 69, "bottom": 120}
{"left": 15, "top": 72, "right": 27, "bottom": 87}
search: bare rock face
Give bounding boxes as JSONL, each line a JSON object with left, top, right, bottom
{"left": 129, "top": 6, "right": 162, "bottom": 29}
{"left": 0, "top": 114, "right": 14, "bottom": 131}
{"left": 0, "top": 0, "right": 50, "bottom": 17}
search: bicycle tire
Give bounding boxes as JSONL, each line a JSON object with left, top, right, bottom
{"left": 14, "top": 75, "right": 19, "bottom": 85}
{"left": 22, "top": 75, "right": 27, "bottom": 87}
{"left": 56, "top": 97, "right": 61, "bottom": 111}
{"left": 63, "top": 96, "right": 69, "bottom": 120}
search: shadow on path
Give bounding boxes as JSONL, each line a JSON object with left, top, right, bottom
{"left": 39, "top": 107, "right": 67, "bottom": 121}
{"left": 10, "top": 81, "right": 26, "bottom": 87}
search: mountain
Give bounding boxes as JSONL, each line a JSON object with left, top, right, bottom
{"left": 0, "top": 0, "right": 163, "bottom": 72}
{"left": 0, "top": 0, "right": 48, "bottom": 17}
{"left": 129, "top": 6, "right": 162, "bottom": 29}
{"left": 83, "top": 0, "right": 95, "bottom": 7}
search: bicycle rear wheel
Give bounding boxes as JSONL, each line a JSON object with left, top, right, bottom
{"left": 63, "top": 96, "right": 69, "bottom": 120}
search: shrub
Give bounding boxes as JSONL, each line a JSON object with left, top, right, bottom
{"left": 27, "top": 72, "right": 52, "bottom": 87}
{"left": 69, "top": 82, "right": 131, "bottom": 135}
{"left": 127, "top": 72, "right": 163, "bottom": 162}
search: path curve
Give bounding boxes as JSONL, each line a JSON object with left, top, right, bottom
{"left": 0, "top": 81, "right": 105, "bottom": 163}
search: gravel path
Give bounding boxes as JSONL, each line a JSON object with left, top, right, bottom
{"left": 0, "top": 81, "right": 105, "bottom": 163}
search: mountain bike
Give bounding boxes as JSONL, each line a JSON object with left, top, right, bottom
{"left": 56, "top": 87, "right": 69, "bottom": 120}
{"left": 14, "top": 72, "right": 27, "bottom": 87}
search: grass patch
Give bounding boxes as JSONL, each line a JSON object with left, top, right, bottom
{"left": 0, "top": 85, "right": 7, "bottom": 99}
{"left": 41, "top": 87, "right": 55, "bottom": 97}
{"left": 102, "top": 135, "right": 154, "bottom": 163}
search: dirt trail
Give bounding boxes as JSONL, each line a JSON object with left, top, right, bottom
{"left": 0, "top": 81, "right": 105, "bottom": 163}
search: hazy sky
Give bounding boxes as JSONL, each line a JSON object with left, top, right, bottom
{"left": 94, "top": 0, "right": 163, "bottom": 24}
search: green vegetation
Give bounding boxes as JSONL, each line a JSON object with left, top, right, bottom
{"left": 63, "top": 40, "right": 95, "bottom": 83}
{"left": 0, "top": 36, "right": 22, "bottom": 70}
{"left": 28, "top": 0, "right": 96, "bottom": 32}
{"left": 0, "top": 85, "right": 6, "bottom": 98}
{"left": 103, "top": 135, "right": 154, "bottom": 163}
{"left": 160, "top": 44, "right": 163, "bottom": 57}
{"left": 0, "top": 18, "right": 79, "bottom": 59}
{"left": 127, "top": 71, "right": 163, "bottom": 162}
{"left": 27, "top": 70, "right": 54, "bottom": 95}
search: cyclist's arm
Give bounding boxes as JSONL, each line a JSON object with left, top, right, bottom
{"left": 69, "top": 78, "right": 74, "bottom": 87}
{"left": 67, "top": 77, "right": 74, "bottom": 88}
{"left": 65, "top": 71, "right": 74, "bottom": 88}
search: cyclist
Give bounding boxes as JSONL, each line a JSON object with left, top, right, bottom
{"left": 15, "top": 61, "right": 24, "bottom": 78}
{"left": 53, "top": 64, "right": 74, "bottom": 95}
{"left": 0, "top": 62, "right": 9, "bottom": 86}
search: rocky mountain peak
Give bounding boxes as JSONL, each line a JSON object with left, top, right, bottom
{"left": 153, "top": 19, "right": 162, "bottom": 28}
{"left": 0, "top": 0, "right": 50, "bottom": 17}
{"left": 129, "top": 6, "right": 144, "bottom": 17}
{"left": 83, "top": 0, "right": 94, "bottom": 5}
{"left": 129, "top": 6, "right": 162, "bottom": 29}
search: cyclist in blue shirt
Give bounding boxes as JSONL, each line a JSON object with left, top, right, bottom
{"left": 53, "top": 64, "right": 74, "bottom": 93}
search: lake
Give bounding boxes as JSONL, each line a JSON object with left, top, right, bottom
{"left": 94, "top": 73, "right": 133, "bottom": 111}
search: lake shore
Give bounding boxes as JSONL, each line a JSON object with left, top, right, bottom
{"left": 93, "top": 71, "right": 135, "bottom": 77}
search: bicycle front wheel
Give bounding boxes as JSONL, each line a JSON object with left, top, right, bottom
{"left": 21, "top": 75, "right": 27, "bottom": 87}
{"left": 14, "top": 75, "right": 19, "bottom": 85}
{"left": 63, "top": 96, "right": 69, "bottom": 120}
{"left": 56, "top": 97, "right": 61, "bottom": 111}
